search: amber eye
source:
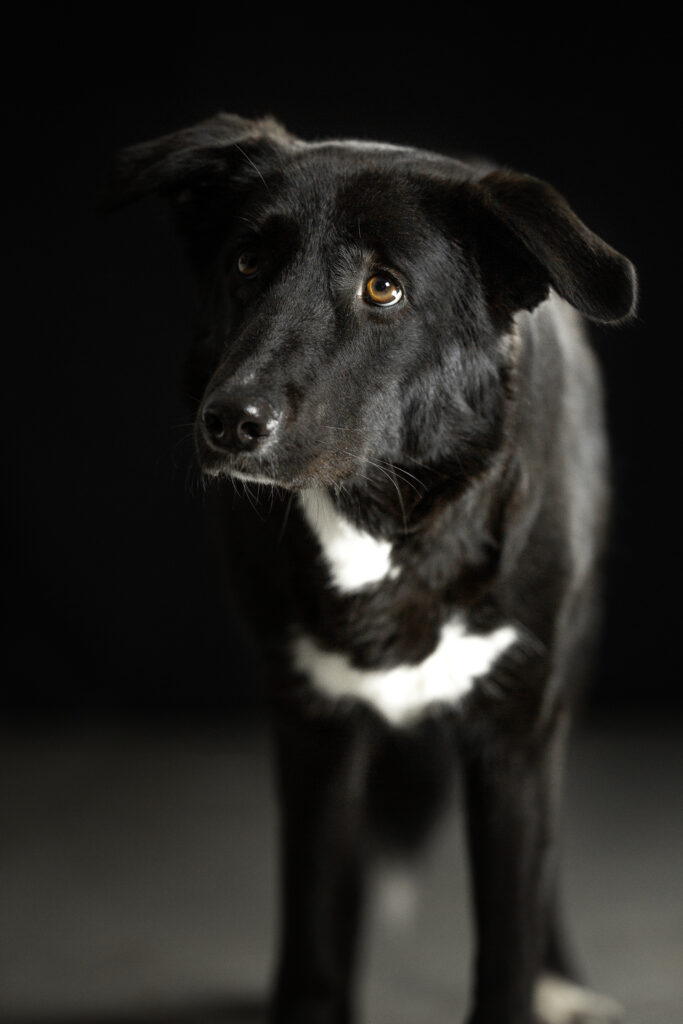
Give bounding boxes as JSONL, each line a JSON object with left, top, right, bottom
{"left": 237, "top": 250, "right": 259, "bottom": 277}
{"left": 364, "top": 274, "right": 403, "bottom": 306}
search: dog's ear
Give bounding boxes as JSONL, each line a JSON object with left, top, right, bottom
{"left": 100, "top": 113, "right": 296, "bottom": 273}
{"left": 99, "top": 112, "right": 295, "bottom": 211}
{"left": 467, "top": 169, "right": 637, "bottom": 325}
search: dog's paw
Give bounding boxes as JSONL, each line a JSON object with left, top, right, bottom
{"left": 533, "top": 972, "right": 625, "bottom": 1023}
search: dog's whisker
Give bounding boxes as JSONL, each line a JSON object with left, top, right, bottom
{"left": 169, "top": 420, "right": 198, "bottom": 430}
{"left": 309, "top": 427, "right": 427, "bottom": 495}
{"left": 348, "top": 452, "right": 424, "bottom": 502}
{"left": 234, "top": 143, "right": 270, "bottom": 193}
{"left": 277, "top": 491, "right": 295, "bottom": 544}
{"left": 315, "top": 425, "right": 436, "bottom": 487}
{"left": 241, "top": 478, "right": 266, "bottom": 521}
{"left": 168, "top": 429, "right": 197, "bottom": 453}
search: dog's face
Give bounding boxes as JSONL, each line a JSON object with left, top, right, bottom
{"left": 107, "top": 114, "right": 635, "bottom": 508}
{"left": 186, "top": 144, "right": 513, "bottom": 495}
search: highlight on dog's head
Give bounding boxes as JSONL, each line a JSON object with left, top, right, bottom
{"left": 104, "top": 113, "right": 637, "bottom": 509}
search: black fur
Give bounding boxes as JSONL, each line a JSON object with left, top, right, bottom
{"left": 105, "top": 113, "right": 636, "bottom": 1024}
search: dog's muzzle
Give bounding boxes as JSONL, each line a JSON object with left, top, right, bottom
{"left": 199, "top": 385, "right": 282, "bottom": 454}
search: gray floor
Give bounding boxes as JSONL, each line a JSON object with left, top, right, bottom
{"left": 1, "top": 713, "right": 681, "bottom": 1023}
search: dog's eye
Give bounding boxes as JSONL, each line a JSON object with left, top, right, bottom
{"left": 237, "top": 250, "right": 259, "bottom": 277}
{"left": 364, "top": 275, "right": 403, "bottom": 306}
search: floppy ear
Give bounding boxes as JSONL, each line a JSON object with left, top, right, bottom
{"left": 100, "top": 112, "right": 296, "bottom": 273}
{"left": 99, "top": 112, "right": 295, "bottom": 211}
{"left": 471, "top": 169, "right": 637, "bottom": 324}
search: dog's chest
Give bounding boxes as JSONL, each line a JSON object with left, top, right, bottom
{"left": 295, "top": 490, "right": 517, "bottom": 725}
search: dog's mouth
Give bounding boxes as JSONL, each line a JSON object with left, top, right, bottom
{"left": 195, "top": 433, "right": 361, "bottom": 492}
{"left": 195, "top": 438, "right": 286, "bottom": 486}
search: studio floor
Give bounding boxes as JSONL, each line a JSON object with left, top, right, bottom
{"left": 1, "top": 711, "right": 681, "bottom": 1023}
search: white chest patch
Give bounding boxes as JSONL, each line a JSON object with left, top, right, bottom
{"left": 292, "top": 617, "right": 518, "bottom": 726}
{"left": 298, "top": 488, "right": 397, "bottom": 592}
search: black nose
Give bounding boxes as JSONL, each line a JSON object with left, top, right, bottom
{"left": 200, "top": 387, "right": 282, "bottom": 453}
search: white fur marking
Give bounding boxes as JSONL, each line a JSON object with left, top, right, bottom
{"left": 299, "top": 488, "right": 397, "bottom": 592}
{"left": 534, "top": 972, "right": 624, "bottom": 1023}
{"left": 293, "top": 618, "right": 518, "bottom": 725}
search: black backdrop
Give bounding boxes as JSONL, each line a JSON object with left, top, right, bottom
{"left": 3, "top": 13, "right": 679, "bottom": 714}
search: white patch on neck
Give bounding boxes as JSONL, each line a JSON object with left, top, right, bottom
{"left": 292, "top": 617, "right": 518, "bottom": 726}
{"left": 533, "top": 973, "right": 624, "bottom": 1024}
{"left": 298, "top": 488, "right": 397, "bottom": 592}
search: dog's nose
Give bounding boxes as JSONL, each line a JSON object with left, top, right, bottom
{"left": 200, "top": 388, "right": 282, "bottom": 453}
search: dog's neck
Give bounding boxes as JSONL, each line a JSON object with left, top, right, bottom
{"left": 297, "top": 335, "right": 525, "bottom": 600}
{"left": 295, "top": 321, "right": 525, "bottom": 597}
{"left": 298, "top": 444, "right": 518, "bottom": 601}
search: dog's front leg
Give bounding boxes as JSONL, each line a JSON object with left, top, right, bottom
{"left": 461, "top": 719, "right": 563, "bottom": 1024}
{"left": 270, "top": 702, "right": 371, "bottom": 1024}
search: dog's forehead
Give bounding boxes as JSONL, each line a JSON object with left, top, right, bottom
{"left": 249, "top": 141, "right": 459, "bottom": 238}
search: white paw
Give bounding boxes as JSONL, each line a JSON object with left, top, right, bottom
{"left": 533, "top": 972, "right": 625, "bottom": 1023}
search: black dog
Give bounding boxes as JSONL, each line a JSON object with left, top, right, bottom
{"left": 106, "top": 114, "right": 636, "bottom": 1024}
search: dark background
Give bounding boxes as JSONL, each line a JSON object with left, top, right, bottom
{"left": 3, "top": 12, "right": 679, "bottom": 716}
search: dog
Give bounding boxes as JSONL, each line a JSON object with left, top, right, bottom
{"left": 105, "top": 113, "right": 636, "bottom": 1024}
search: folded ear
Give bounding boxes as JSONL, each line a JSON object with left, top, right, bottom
{"left": 99, "top": 112, "right": 295, "bottom": 211}
{"left": 472, "top": 169, "right": 637, "bottom": 324}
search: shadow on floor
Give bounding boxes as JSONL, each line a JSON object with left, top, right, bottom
{"left": 2, "top": 995, "right": 267, "bottom": 1024}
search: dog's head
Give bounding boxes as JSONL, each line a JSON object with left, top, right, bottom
{"left": 105, "top": 114, "right": 636, "bottom": 514}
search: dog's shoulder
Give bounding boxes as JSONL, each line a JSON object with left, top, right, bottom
{"left": 499, "top": 292, "right": 609, "bottom": 599}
